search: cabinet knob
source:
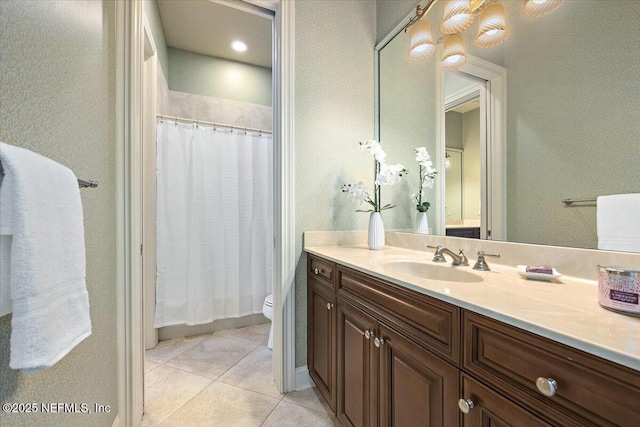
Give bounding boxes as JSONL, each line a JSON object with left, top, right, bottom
{"left": 374, "top": 337, "right": 385, "bottom": 348}
{"left": 326, "top": 302, "right": 334, "bottom": 310}
{"left": 535, "top": 377, "right": 558, "bottom": 397}
{"left": 314, "top": 268, "right": 319, "bottom": 275}
{"left": 364, "top": 330, "right": 372, "bottom": 340}
{"left": 458, "top": 398, "right": 475, "bottom": 414}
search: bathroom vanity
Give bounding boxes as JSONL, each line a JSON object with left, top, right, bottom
{"left": 305, "top": 245, "right": 640, "bottom": 427}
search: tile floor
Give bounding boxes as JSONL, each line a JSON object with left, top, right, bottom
{"left": 142, "top": 323, "right": 339, "bottom": 426}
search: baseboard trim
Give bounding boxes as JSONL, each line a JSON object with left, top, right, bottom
{"left": 295, "top": 365, "right": 313, "bottom": 391}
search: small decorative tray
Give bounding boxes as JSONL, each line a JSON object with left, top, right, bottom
{"left": 516, "top": 265, "right": 562, "bottom": 281}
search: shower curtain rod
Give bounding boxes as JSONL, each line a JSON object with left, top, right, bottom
{"left": 157, "top": 114, "right": 272, "bottom": 135}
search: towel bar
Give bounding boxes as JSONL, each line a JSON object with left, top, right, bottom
{"left": 0, "top": 159, "right": 97, "bottom": 188}
{"left": 562, "top": 198, "right": 596, "bottom": 206}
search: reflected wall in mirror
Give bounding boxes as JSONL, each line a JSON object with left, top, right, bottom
{"left": 376, "top": 0, "right": 640, "bottom": 252}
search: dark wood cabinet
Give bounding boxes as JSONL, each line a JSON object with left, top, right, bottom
{"left": 460, "top": 374, "right": 553, "bottom": 427}
{"left": 378, "top": 324, "right": 459, "bottom": 427}
{"left": 446, "top": 227, "right": 480, "bottom": 239}
{"left": 308, "top": 279, "right": 336, "bottom": 411}
{"left": 336, "top": 299, "right": 377, "bottom": 427}
{"left": 463, "top": 311, "right": 640, "bottom": 427}
{"left": 336, "top": 295, "right": 459, "bottom": 427}
{"left": 307, "top": 253, "right": 640, "bottom": 427}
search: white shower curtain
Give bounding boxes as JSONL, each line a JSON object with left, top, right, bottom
{"left": 155, "top": 121, "right": 273, "bottom": 327}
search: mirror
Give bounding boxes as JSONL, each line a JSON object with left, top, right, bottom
{"left": 376, "top": 0, "right": 640, "bottom": 252}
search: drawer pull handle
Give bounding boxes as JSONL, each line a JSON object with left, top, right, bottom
{"left": 364, "top": 330, "right": 373, "bottom": 340}
{"left": 458, "top": 398, "right": 475, "bottom": 414}
{"left": 535, "top": 377, "right": 558, "bottom": 397}
{"left": 314, "top": 268, "right": 319, "bottom": 275}
{"left": 326, "top": 302, "right": 334, "bottom": 310}
{"left": 374, "top": 337, "right": 385, "bottom": 348}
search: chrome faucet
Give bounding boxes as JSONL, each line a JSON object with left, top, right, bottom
{"left": 428, "top": 245, "right": 469, "bottom": 266}
{"left": 472, "top": 251, "right": 501, "bottom": 271}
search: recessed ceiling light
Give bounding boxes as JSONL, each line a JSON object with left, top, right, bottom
{"left": 231, "top": 41, "right": 247, "bottom": 52}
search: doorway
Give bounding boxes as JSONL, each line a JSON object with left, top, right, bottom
{"left": 444, "top": 77, "right": 484, "bottom": 239}
{"left": 141, "top": 0, "right": 275, "bottom": 418}
{"left": 116, "top": 1, "right": 297, "bottom": 425}
{"left": 438, "top": 55, "right": 507, "bottom": 241}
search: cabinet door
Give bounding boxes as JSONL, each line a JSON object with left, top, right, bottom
{"left": 378, "top": 324, "right": 459, "bottom": 427}
{"left": 336, "top": 299, "right": 378, "bottom": 427}
{"left": 460, "top": 374, "right": 553, "bottom": 427}
{"left": 308, "top": 279, "right": 336, "bottom": 411}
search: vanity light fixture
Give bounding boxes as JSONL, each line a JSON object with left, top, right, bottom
{"left": 441, "top": 0, "right": 475, "bottom": 35}
{"left": 408, "top": 20, "right": 437, "bottom": 60}
{"left": 404, "top": 0, "right": 564, "bottom": 71}
{"left": 474, "top": 2, "right": 510, "bottom": 48}
{"left": 441, "top": 34, "right": 468, "bottom": 71}
{"left": 523, "top": 0, "right": 565, "bottom": 17}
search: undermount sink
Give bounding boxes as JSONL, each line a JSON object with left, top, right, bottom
{"left": 381, "top": 260, "right": 484, "bottom": 283}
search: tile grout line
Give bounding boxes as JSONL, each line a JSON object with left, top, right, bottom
{"left": 144, "top": 326, "right": 273, "bottom": 425}
{"left": 156, "top": 378, "right": 215, "bottom": 427}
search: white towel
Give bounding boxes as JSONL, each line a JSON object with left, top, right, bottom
{"left": 597, "top": 193, "right": 640, "bottom": 252}
{"left": 0, "top": 142, "right": 91, "bottom": 371}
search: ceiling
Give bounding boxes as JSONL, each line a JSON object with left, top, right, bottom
{"left": 451, "top": 99, "right": 479, "bottom": 114}
{"left": 157, "top": 0, "right": 273, "bottom": 69}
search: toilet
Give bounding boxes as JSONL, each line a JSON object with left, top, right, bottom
{"left": 262, "top": 294, "right": 274, "bottom": 350}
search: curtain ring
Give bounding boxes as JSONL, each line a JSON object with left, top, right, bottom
{"left": 174, "top": 116, "right": 178, "bottom": 126}
{"left": 195, "top": 120, "right": 199, "bottom": 128}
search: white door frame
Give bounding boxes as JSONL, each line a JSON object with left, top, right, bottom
{"left": 438, "top": 55, "right": 507, "bottom": 241}
{"left": 115, "top": 2, "right": 144, "bottom": 426}
{"left": 116, "top": 0, "right": 296, "bottom": 425}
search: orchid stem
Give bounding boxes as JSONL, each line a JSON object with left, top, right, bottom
{"left": 375, "top": 160, "right": 381, "bottom": 212}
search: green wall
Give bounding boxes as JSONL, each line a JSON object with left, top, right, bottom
{"left": 168, "top": 47, "right": 272, "bottom": 106}
{"left": 294, "top": 0, "right": 376, "bottom": 367}
{"left": 144, "top": 0, "right": 169, "bottom": 79}
{"left": 0, "top": 2, "right": 118, "bottom": 426}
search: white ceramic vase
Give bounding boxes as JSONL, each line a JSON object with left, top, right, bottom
{"left": 414, "top": 211, "right": 429, "bottom": 234}
{"left": 368, "top": 212, "right": 385, "bottom": 250}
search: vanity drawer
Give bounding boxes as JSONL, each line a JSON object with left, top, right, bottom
{"left": 337, "top": 266, "right": 460, "bottom": 365}
{"left": 308, "top": 255, "right": 336, "bottom": 290}
{"left": 463, "top": 311, "right": 640, "bottom": 427}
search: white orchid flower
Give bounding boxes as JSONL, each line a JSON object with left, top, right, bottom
{"left": 414, "top": 147, "right": 438, "bottom": 211}
{"left": 342, "top": 140, "right": 408, "bottom": 213}
{"left": 376, "top": 162, "right": 407, "bottom": 186}
{"left": 415, "top": 147, "right": 431, "bottom": 164}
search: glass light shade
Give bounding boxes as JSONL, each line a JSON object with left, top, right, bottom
{"left": 441, "top": 0, "right": 475, "bottom": 35}
{"left": 408, "top": 20, "right": 436, "bottom": 61}
{"left": 474, "top": 3, "right": 510, "bottom": 48}
{"left": 440, "top": 34, "right": 468, "bottom": 71}
{"left": 522, "top": 0, "right": 565, "bottom": 17}
{"left": 469, "top": 0, "right": 485, "bottom": 11}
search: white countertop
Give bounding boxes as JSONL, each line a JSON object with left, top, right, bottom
{"left": 305, "top": 244, "right": 640, "bottom": 372}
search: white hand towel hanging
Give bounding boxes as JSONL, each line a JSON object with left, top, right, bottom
{"left": 0, "top": 142, "right": 91, "bottom": 372}
{"left": 597, "top": 193, "right": 640, "bottom": 252}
